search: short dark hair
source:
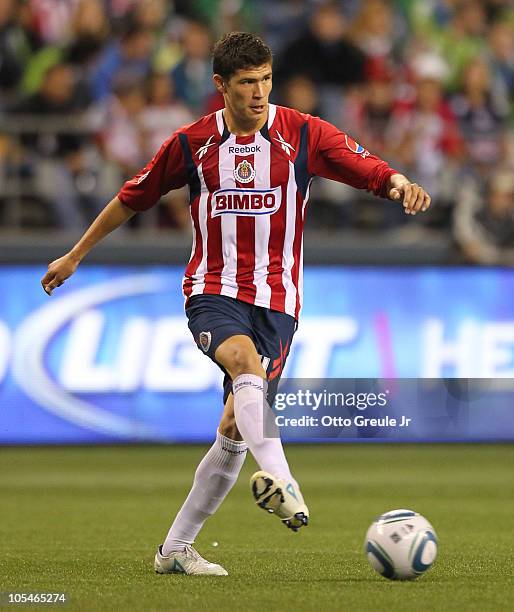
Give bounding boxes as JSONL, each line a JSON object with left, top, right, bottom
{"left": 212, "top": 32, "right": 272, "bottom": 81}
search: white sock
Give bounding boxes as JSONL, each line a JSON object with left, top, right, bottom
{"left": 162, "top": 431, "right": 247, "bottom": 555}
{"left": 233, "top": 373, "right": 296, "bottom": 484}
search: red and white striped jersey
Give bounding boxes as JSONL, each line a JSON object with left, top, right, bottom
{"left": 118, "top": 104, "right": 397, "bottom": 319}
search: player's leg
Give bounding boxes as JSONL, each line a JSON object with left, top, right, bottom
{"left": 215, "top": 334, "right": 308, "bottom": 530}
{"left": 155, "top": 394, "right": 247, "bottom": 576}
{"left": 161, "top": 393, "right": 246, "bottom": 553}
{"left": 218, "top": 389, "right": 243, "bottom": 440}
{"left": 215, "top": 335, "right": 296, "bottom": 480}
{"left": 244, "top": 307, "right": 308, "bottom": 530}
{"left": 156, "top": 296, "right": 254, "bottom": 575}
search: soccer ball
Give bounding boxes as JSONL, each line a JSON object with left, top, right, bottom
{"left": 365, "top": 509, "right": 438, "bottom": 580}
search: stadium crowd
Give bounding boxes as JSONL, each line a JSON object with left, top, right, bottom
{"left": 0, "top": 0, "right": 513, "bottom": 264}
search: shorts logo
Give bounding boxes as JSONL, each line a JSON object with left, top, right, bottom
{"left": 234, "top": 160, "right": 256, "bottom": 184}
{"left": 211, "top": 187, "right": 281, "bottom": 217}
{"left": 199, "top": 331, "right": 211, "bottom": 352}
{"left": 344, "top": 134, "right": 369, "bottom": 158}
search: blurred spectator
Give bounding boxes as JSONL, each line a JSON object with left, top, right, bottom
{"left": 98, "top": 76, "right": 147, "bottom": 179}
{"left": 454, "top": 168, "right": 514, "bottom": 265}
{"left": 483, "top": 0, "right": 514, "bottom": 23}
{"left": 342, "top": 58, "right": 397, "bottom": 159}
{"left": 333, "top": 57, "right": 406, "bottom": 231}
{"left": 171, "top": 20, "right": 214, "bottom": 115}
{"left": 275, "top": 2, "right": 366, "bottom": 123}
{"left": 412, "top": 0, "right": 487, "bottom": 90}
{"left": 97, "top": 71, "right": 192, "bottom": 232}
{"left": 19, "top": 0, "right": 106, "bottom": 110}
{"left": 259, "top": 0, "right": 311, "bottom": 56}
{"left": 155, "top": 187, "right": 191, "bottom": 232}
{"left": 451, "top": 56, "right": 509, "bottom": 171}
{"left": 191, "top": 0, "right": 259, "bottom": 37}
{"left": 13, "top": 62, "right": 89, "bottom": 163}
{"left": 90, "top": 23, "right": 154, "bottom": 101}
{"left": 389, "top": 53, "right": 463, "bottom": 213}
{"left": 28, "top": 0, "right": 80, "bottom": 45}
{"left": 348, "top": 0, "right": 396, "bottom": 62}
{"left": 280, "top": 75, "right": 321, "bottom": 116}
{"left": 485, "top": 19, "right": 514, "bottom": 117}
{"left": 12, "top": 62, "right": 110, "bottom": 228}
{"left": 0, "top": 0, "right": 34, "bottom": 105}
{"left": 275, "top": 2, "right": 365, "bottom": 88}
{"left": 67, "top": 0, "right": 110, "bottom": 67}
{"left": 1, "top": 0, "right": 51, "bottom": 104}
{"left": 103, "top": 0, "right": 140, "bottom": 22}
{"left": 404, "top": 0, "right": 454, "bottom": 32}
{"left": 204, "top": 89, "right": 225, "bottom": 115}
{"left": 132, "top": 0, "right": 169, "bottom": 33}
{"left": 152, "top": 15, "right": 186, "bottom": 74}
{"left": 140, "top": 72, "right": 194, "bottom": 158}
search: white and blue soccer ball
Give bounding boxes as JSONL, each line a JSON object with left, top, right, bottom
{"left": 365, "top": 509, "right": 438, "bottom": 580}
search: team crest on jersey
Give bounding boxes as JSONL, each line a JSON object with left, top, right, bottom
{"left": 199, "top": 331, "right": 211, "bottom": 352}
{"left": 234, "top": 160, "right": 256, "bottom": 184}
{"left": 344, "top": 134, "right": 369, "bottom": 158}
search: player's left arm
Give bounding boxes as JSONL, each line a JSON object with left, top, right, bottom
{"left": 385, "top": 173, "right": 431, "bottom": 215}
{"left": 307, "top": 116, "right": 431, "bottom": 215}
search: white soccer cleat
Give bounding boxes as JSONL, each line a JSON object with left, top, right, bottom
{"left": 250, "top": 470, "right": 309, "bottom": 532}
{"left": 154, "top": 545, "right": 228, "bottom": 576}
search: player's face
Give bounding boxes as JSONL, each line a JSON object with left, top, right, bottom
{"left": 217, "top": 63, "right": 273, "bottom": 126}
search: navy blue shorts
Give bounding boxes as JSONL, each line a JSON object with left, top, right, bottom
{"left": 186, "top": 294, "right": 297, "bottom": 405}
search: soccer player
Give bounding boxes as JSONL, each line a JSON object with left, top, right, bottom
{"left": 41, "top": 32, "right": 431, "bottom": 576}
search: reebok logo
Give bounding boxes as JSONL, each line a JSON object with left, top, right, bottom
{"left": 229, "top": 144, "right": 261, "bottom": 155}
{"left": 233, "top": 380, "right": 264, "bottom": 394}
{"left": 134, "top": 170, "right": 150, "bottom": 184}
{"left": 273, "top": 130, "right": 295, "bottom": 156}
{"left": 197, "top": 135, "right": 216, "bottom": 159}
{"left": 221, "top": 446, "right": 247, "bottom": 455}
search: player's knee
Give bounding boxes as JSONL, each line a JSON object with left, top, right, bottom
{"left": 216, "top": 341, "right": 265, "bottom": 380}
{"left": 231, "top": 348, "right": 263, "bottom": 378}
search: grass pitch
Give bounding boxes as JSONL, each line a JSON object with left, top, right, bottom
{"left": 1, "top": 444, "right": 512, "bottom": 611}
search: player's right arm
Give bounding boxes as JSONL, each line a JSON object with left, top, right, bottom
{"left": 41, "top": 196, "right": 135, "bottom": 295}
{"left": 307, "top": 115, "right": 431, "bottom": 214}
{"left": 41, "top": 132, "right": 188, "bottom": 295}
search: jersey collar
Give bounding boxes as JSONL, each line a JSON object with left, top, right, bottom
{"left": 216, "top": 104, "right": 277, "bottom": 143}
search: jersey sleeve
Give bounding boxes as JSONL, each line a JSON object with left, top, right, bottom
{"left": 307, "top": 115, "right": 397, "bottom": 198}
{"left": 117, "top": 132, "right": 187, "bottom": 211}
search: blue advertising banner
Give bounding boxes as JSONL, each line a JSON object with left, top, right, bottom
{"left": 0, "top": 266, "right": 513, "bottom": 443}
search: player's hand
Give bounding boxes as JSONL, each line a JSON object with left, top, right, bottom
{"left": 41, "top": 253, "right": 79, "bottom": 295}
{"left": 388, "top": 174, "right": 431, "bottom": 215}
